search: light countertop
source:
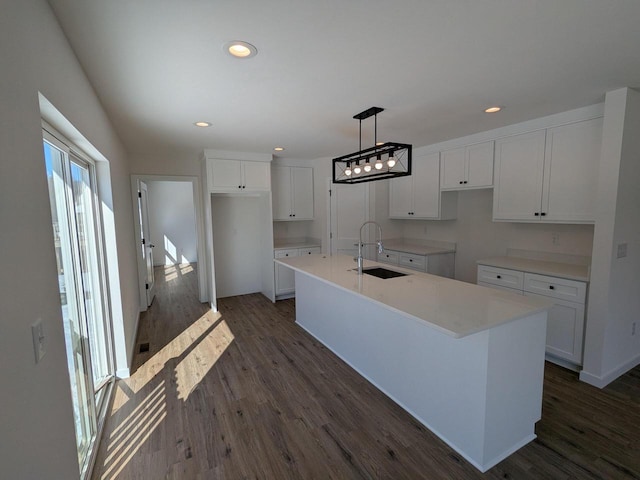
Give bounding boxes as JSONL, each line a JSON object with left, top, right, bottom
{"left": 477, "top": 256, "right": 590, "bottom": 282}
{"left": 275, "top": 254, "right": 551, "bottom": 339}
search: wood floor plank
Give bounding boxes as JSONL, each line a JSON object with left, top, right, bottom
{"left": 92, "top": 264, "right": 640, "bottom": 479}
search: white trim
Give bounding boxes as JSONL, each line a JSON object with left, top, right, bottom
{"left": 203, "top": 148, "right": 273, "bottom": 162}
{"left": 580, "top": 353, "right": 640, "bottom": 388}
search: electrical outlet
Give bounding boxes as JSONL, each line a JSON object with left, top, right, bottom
{"left": 552, "top": 232, "right": 560, "bottom": 246}
{"left": 31, "top": 319, "right": 46, "bottom": 363}
{"left": 632, "top": 322, "right": 637, "bottom": 336}
{"left": 617, "top": 242, "right": 628, "bottom": 258}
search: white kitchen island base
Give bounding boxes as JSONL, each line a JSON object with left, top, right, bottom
{"left": 294, "top": 271, "right": 547, "bottom": 473}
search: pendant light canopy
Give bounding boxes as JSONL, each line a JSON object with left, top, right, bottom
{"left": 333, "top": 107, "right": 412, "bottom": 184}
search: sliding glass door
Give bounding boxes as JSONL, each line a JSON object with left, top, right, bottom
{"left": 43, "top": 130, "right": 114, "bottom": 477}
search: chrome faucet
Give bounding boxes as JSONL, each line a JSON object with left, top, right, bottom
{"left": 355, "top": 221, "right": 384, "bottom": 275}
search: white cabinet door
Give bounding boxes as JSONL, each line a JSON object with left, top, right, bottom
{"left": 208, "top": 159, "right": 243, "bottom": 191}
{"left": 208, "top": 159, "right": 270, "bottom": 192}
{"left": 275, "top": 249, "right": 298, "bottom": 295}
{"left": 525, "top": 292, "right": 585, "bottom": 365}
{"left": 389, "top": 174, "right": 413, "bottom": 218}
{"left": 271, "top": 165, "right": 292, "bottom": 220}
{"left": 412, "top": 152, "right": 441, "bottom": 218}
{"left": 440, "top": 147, "right": 466, "bottom": 189}
{"left": 243, "top": 161, "right": 271, "bottom": 191}
{"left": 542, "top": 117, "right": 602, "bottom": 223}
{"left": 441, "top": 141, "right": 493, "bottom": 190}
{"left": 291, "top": 167, "right": 314, "bottom": 220}
{"left": 466, "top": 141, "right": 494, "bottom": 188}
{"left": 493, "top": 130, "right": 547, "bottom": 221}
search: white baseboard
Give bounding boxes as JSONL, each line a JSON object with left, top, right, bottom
{"left": 580, "top": 352, "right": 640, "bottom": 388}
{"left": 118, "top": 311, "right": 141, "bottom": 380}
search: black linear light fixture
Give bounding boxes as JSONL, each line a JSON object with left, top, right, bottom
{"left": 333, "top": 107, "right": 412, "bottom": 184}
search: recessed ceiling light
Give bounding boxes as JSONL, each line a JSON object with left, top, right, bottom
{"left": 484, "top": 106, "right": 502, "bottom": 113}
{"left": 194, "top": 121, "right": 212, "bottom": 127}
{"left": 224, "top": 41, "right": 258, "bottom": 59}
{"left": 274, "top": 147, "right": 285, "bottom": 152}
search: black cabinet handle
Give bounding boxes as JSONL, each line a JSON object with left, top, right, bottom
{"left": 459, "top": 181, "right": 463, "bottom": 184}
{"left": 497, "top": 275, "right": 502, "bottom": 279}
{"left": 534, "top": 212, "right": 540, "bottom": 216}
{"left": 238, "top": 185, "right": 242, "bottom": 189}
{"left": 541, "top": 212, "right": 546, "bottom": 216}
{"left": 549, "top": 285, "right": 555, "bottom": 290}
{"left": 409, "top": 259, "right": 413, "bottom": 262}
{"left": 463, "top": 181, "right": 468, "bottom": 184}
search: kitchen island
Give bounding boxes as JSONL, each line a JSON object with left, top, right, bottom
{"left": 275, "top": 254, "right": 551, "bottom": 472}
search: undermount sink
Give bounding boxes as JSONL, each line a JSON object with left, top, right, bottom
{"left": 360, "top": 267, "right": 409, "bottom": 279}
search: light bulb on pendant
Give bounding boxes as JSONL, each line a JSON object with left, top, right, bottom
{"left": 375, "top": 155, "right": 383, "bottom": 170}
{"left": 387, "top": 153, "right": 396, "bottom": 168}
{"left": 363, "top": 161, "right": 372, "bottom": 173}
{"left": 345, "top": 163, "right": 352, "bottom": 176}
{"left": 353, "top": 164, "right": 362, "bottom": 175}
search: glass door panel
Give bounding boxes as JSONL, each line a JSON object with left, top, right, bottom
{"left": 69, "top": 156, "right": 111, "bottom": 390}
{"left": 44, "top": 142, "right": 96, "bottom": 466}
{"left": 43, "top": 134, "right": 114, "bottom": 478}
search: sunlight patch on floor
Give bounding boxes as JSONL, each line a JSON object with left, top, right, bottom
{"left": 175, "top": 319, "right": 235, "bottom": 401}
{"left": 100, "top": 382, "right": 167, "bottom": 479}
{"left": 115, "top": 309, "right": 222, "bottom": 400}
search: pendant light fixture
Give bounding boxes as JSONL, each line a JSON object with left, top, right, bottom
{"left": 333, "top": 107, "right": 412, "bottom": 184}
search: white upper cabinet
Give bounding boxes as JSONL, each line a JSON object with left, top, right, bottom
{"left": 440, "top": 141, "right": 494, "bottom": 190}
{"left": 493, "top": 117, "right": 602, "bottom": 223}
{"left": 493, "top": 130, "right": 547, "bottom": 221}
{"left": 272, "top": 165, "right": 314, "bottom": 220}
{"left": 542, "top": 118, "right": 603, "bottom": 223}
{"left": 207, "top": 158, "right": 271, "bottom": 192}
{"left": 389, "top": 152, "right": 457, "bottom": 220}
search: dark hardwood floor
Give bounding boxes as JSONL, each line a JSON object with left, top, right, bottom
{"left": 92, "top": 264, "right": 640, "bottom": 479}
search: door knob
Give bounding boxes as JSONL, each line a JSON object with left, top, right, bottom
{"left": 149, "top": 244, "right": 155, "bottom": 248}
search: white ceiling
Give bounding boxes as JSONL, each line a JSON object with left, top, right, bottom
{"left": 47, "top": 0, "right": 640, "bottom": 160}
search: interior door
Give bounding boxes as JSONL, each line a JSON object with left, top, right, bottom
{"left": 138, "top": 181, "right": 156, "bottom": 306}
{"left": 329, "top": 181, "right": 370, "bottom": 257}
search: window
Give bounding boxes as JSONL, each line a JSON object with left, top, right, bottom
{"left": 43, "top": 126, "right": 114, "bottom": 478}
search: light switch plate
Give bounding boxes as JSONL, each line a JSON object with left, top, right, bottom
{"left": 617, "top": 242, "right": 628, "bottom": 259}
{"left": 31, "top": 319, "right": 46, "bottom": 363}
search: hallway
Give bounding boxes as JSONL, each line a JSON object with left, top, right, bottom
{"left": 91, "top": 263, "right": 640, "bottom": 479}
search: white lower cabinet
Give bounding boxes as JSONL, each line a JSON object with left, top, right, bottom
{"left": 477, "top": 265, "right": 587, "bottom": 367}
{"left": 378, "top": 249, "right": 455, "bottom": 278}
{"left": 274, "top": 246, "right": 320, "bottom": 297}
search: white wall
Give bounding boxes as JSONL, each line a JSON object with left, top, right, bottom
{"left": 211, "top": 195, "right": 263, "bottom": 298}
{"left": 147, "top": 181, "right": 197, "bottom": 265}
{"left": 399, "top": 189, "right": 594, "bottom": 283}
{"left": 0, "top": 1, "right": 138, "bottom": 478}
{"left": 582, "top": 87, "right": 640, "bottom": 387}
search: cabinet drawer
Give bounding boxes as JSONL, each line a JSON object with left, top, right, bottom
{"left": 524, "top": 273, "right": 586, "bottom": 304}
{"left": 299, "top": 247, "right": 320, "bottom": 256}
{"left": 398, "top": 253, "right": 426, "bottom": 271}
{"left": 477, "top": 265, "right": 524, "bottom": 290}
{"left": 274, "top": 249, "right": 298, "bottom": 259}
{"left": 378, "top": 251, "right": 399, "bottom": 265}
{"left": 478, "top": 281, "right": 524, "bottom": 295}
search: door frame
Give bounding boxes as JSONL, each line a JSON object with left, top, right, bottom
{"left": 131, "top": 174, "right": 207, "bottom": 311}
